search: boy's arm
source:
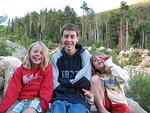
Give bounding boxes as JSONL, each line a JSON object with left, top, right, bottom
{"left": 51, "top": 52, "right": 61, "bottom": 89}
{"left": 70, "top": 50, "right": 91, "bottom": 89}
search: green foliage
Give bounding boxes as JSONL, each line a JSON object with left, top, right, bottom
{"left": 126, "top": 71, "right": 150, "bottom": 111}
{"left": 0, "top": 6, "right": 79, "bottom": 47}
{"left": 119, "top": 50, "right": 142, "bottom": 67}
{"left": 89, "top": 46, "right": 97, "bottom": 54}
{"left": 17, "top": 34, "right": 35, "bottom": 48}
{"left": 0, "top": 40, "right": 11, "bottom": 56}
{"left": 0, "top": 26, "right": 6, "bottom": 36}
{"left": 1, "top": 2, "right": 150, "bottom": 50}
{"left": 122, "top": 53, "right": 129, "bottom": 58}
{"left": 128, "top": 51, "right": 141, "bottom": 66}
{"left": 42, "top": 39, "right": 55, "bottom": 49}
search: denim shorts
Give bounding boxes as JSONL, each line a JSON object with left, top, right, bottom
{"left": 7, "top": 98, "right": 42, "bottom": 113}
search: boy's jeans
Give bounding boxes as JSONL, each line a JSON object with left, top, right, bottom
{"left": 46, "top": 100, "right": 89, "bottom": 113}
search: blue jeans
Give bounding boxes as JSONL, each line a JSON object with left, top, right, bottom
{"left": 46, "top": 100, "right": 89, "bottom": 113}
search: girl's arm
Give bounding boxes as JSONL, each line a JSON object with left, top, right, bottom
{"left": 0, "top": 67, "right": 22, "bottom": 113}
{"left": 39, "top": 64, "right": 53, "bottom": 113}
{"left": 104, "top": 58, "right": 129, "bottom": 83}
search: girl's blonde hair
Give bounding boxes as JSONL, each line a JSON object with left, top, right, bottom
{"left": 22, "top": 41, "right": 49, "bottom": 70}
{"left": 90, "top": 52, "right": 107, "bottom": 76}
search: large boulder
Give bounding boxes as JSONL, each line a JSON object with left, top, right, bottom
{"left": 5, "top": 40, "right": 26, "bottom": 60}
{"left": 91, "top": 98, "right": 148, "bottom": 113}
{"left": 0, "top": 77, "right": 4, "bottom": 90}
{"left": 0, "top": 56, "right": 22, "bottom": 94}
{"left": 127, "top": 98, "right": 148, "bottom": 113}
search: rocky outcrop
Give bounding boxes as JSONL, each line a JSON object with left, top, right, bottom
{"left": 0, "top": 77, "right": 4, "bottom": 91}
{"left": 5, "top": 40, "right": 26, "bottom": 60}
{"left": 91, "top": 98, "right": 148, "bottom": 113}
{"left": 0, "top": 56, "right": 22, "bottom": 94}
{"left": 118, "top": 48, "right": 150, "bottom": 67}
{"left": 127, "top": 98, "right": 148, "bottom": 113}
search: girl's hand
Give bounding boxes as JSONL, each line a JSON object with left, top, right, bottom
{"left": 102, "top": 56, "right": 110, "bottom": 61}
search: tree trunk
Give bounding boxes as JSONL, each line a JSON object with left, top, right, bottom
{"left": 141, "top": 29, "right": 145, "bottom": 49}
{"left": 120, "top": 18, "right": 123, "bottom": 49}
{"left": 126, "top": 20, "right": 129, "bottom": 47}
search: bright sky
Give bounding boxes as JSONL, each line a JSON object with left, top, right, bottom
{"left": 0, "top": 0, "right": 145, "bottom": 19}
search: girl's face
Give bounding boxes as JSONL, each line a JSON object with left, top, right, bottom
{"left": 92, "top": 54, "right": 105, "bottom": 71}
{"left": 29, "top": 44, "right": 44, "bottom": 67}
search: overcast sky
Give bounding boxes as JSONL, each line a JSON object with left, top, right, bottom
{"left": 0, "top": 0, "right": 144, "bottom": 19}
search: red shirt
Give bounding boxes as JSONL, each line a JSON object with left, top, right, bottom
{"left": 0, "top": 64, "right": 53, "bottom": 113}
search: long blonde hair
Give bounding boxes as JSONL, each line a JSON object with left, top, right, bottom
{"left": 22, "top": 41, "right": 49, "bottom": 70}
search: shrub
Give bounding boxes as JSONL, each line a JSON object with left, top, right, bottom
{"left": 128, "top": 50, "right": 142, "bottom": 66}
{"left": 0, "top": 40, "right": 11, "bottom": 56}
{"left": 126, "top": 71, "right": 150, "bottom": 112}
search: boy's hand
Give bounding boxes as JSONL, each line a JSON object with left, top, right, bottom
{"left": 82, "top": 89, "right": 94, "bottom": 98}
{"left": 82, "top": 89, "right": 94, "bottom": 105}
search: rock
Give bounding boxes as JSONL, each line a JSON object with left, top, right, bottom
{"left": 0, "top": 56, "right": 22, "bottom": 94}
{"left": 90, "top": 98, "right": 148, "bottom": 113}
{"left": 0, "top": 77, "right": 4, "bottom": 90}
{"left": 5, "top": 40, "right": 26, "bottom": 60}
{"left": 127, "top": 98, "right": 148, "bottom": 113}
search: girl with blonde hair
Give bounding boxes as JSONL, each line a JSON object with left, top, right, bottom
{"left": 0, "top": 41, "right": 53, "bottom": 113}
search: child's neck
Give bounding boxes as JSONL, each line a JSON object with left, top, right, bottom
{"left": 33, "top": 64, "right": 40, "bottom": 69}
{"left": 65, "top": 48, "right": 77, "bottom": 56}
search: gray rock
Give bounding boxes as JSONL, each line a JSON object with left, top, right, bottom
{"left": 90, "top": 98, "right": 148, "bottom": 113}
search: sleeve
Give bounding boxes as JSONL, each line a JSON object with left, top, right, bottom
{"left": 104, "top": 58, "right": 129, "bottom": 83}
{"left": 51, "top": 52, "right": 61, "bottom": 89}
{"left": 0, "top": 68, "right": 22, "bottom": 113}
{"left": 70, "top": 50, "right": 91, "bottom": 89}
{"left": 39, "top": 64, "right": 53, "bottom": 113}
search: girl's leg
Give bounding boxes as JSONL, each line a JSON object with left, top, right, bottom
{"left": 22, "top": 108, "right": 37, "bottom": 113}
{"left": 90, "top": 75, "right": 110, "bottom": 113}
{"left": 6, "top": 112, "right": 16, "bottom": 113}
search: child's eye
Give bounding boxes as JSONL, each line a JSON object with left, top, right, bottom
{"left": 71, "top": 35, "right": 75, "bottom": 39}
{"left": 93, "top": 59, "right": 97, "bottom": 62}
{"left": 33, "top": 50, "right": 38, "bottom": 53}
{"left": 40, "top": 51, "right": 43, "bottom": 55}
{"left": 64, "top": 34, "right": 69, "bottom": 38}
{"left": 99, "top": 56, "right": 102, "bottom": 58}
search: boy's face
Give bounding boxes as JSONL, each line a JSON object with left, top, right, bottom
{"left": 61, "top": 30, "right": 79, "bottom": 52}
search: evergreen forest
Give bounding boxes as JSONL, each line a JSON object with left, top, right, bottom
{"left": 0, "top": 1, "right": 150, "bottom": 50}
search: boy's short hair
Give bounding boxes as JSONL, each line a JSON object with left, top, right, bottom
{"left": 61, "top": 23, "right": 79, "bottom": 37}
